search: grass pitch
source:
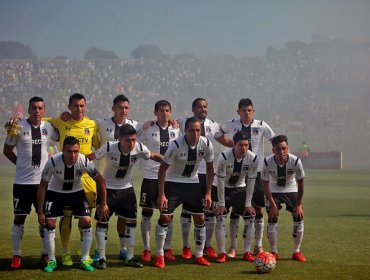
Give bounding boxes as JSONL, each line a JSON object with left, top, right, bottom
{"left": 0, "top": 166, "right": 369, "bottom": 280}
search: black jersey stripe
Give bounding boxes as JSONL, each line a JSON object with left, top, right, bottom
{"left": 221, "top": 152, "right": 227, "bottom": 161}
{"left": 181, "top": 146, "right": 197, "bottom": 177}
{"left": 228, "top": 157, "right": 243, "bottom": 186}
{"left": 63, "top": 165, "right": 74, "bottom": 190}
{"left": 158, "top": 124, "right": 170, "bottom": 155}
{"left": 277, "top": 163, "right": 287, "bottom": 187}
{"left": 29, "top": 121, "right": 42, "bottom": 167}
{"left": 115, "top": 152, "right": 130, "bottom": 179}
{"left": 112, "top": 117, "right": 120, "bottom": 141}
{"left": 241, "top": 123, "right": 252, "bottom": 151}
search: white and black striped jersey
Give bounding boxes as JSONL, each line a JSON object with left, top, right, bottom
{"left": 42, "top": 152, "right": 98, "bottom": 193}
{"left": 96, "top": 118, "right": 141, "bottom": 144}
{"left": 5, "top": 119, "right": 59, "bottom": 184}
{"left": 215, "top": 118, "right": 275, "bottom": 172}
{"left": 213, "top": 148, "right": 258, "bottom": 188}
{"left": 262, "top": 153, "right": 305, "bottom": 193}
{"left": 94, "top": 141, "right": 151, "bottom": 189}
{"left": 163, "top": 135, "right": 214, "bottom": 183}
{"left": 137, "top": 122, "right": 180, "bottom": 179}
{"left": 178, "top": 117, "right": 220, "bottom": 174}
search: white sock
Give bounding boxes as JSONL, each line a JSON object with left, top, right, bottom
{"left": 229, "top": 216, "right": 239, "bottom": 250}
{"left": 80, "top": 227, "right": 93, "bottom": 261}
{"left": 141, "top": 215, "right": 151, "bottom": 251}
{"left": 293, "top": 220, "right": 304, "bottom": 253}
{"left": 181, "top": 213, "right": 192, "bottom": 248}
{"left": 205, "top": 215, "right": 216, "bottom": 248}
{"left": 45, "top": 228, "right": 56, "bottom": 261}
{"left": 243, "top": 217, "right": 255, "bottom": 253}
{"left": 267, "top": 222, "right": 278, "bottom": 253}
{"left": 119, "top": 234, "right": 127, "bottom": 252}
{"left": 96, "top": 225, "right": 108, "bottom": 260}
{"left": 155, "top": 221, "right": 168, "bottom": 256}
{"left": 194, "top": 223, "right": 206, "bottom": 258}
{"left": 215, "top": 215, "right": 227, "bottom": 253}
{"left": 12, "top": 224, "right": 24, "bottom": 256}
{"left": 39, "top": 225, "right": 48, "bottom": 255}
{"left": 125, "top": 223, "right": 137, "bottom": 260}
{"left": 254, "top": 216, "right": 264, "bottom": 249}
{"left": 164, "top": 220, "right": 173, "bottom": 251}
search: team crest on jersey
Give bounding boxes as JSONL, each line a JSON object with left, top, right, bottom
{"left": 106, "top": 128, "right": 113, "bottom": 133}
{"left": 152, "top": 133, "right": 158, "bottom": 137}
{"left": 287, "top": 169, "right": 293, "bottom": 175}
{"left": 198, "top": 150, "right": 205, "bottom": 157}
{"left": 111, "top": 156, "right": 118, "bottom": 161}
{"left": 180, "top": 152, "right": 186, "bottom": 157}
{"left": 252, "top": 129, "right": 259, "bottom": 136}
{"left": 84, "top": 128, "right": 90, "bottom": 135}
{"left": 170, "top": 132, "right": 176, "bottom": 138}
{"left": 75, "top": 170, "right": 83, "bottom": 176}
{"left": 23, "top": 131, "right": 30, "bottom": 136}
{"left": 41, "top": 128, "right": 48, "bottom": 135}
{"left": 130, "top": 155, "right": 137, "bottom": 162}
{"left": 206, "top": 126, "right": 211, "bottom": 133}
{"left": 242, "top": 165, "right": 249, "bottom": 172}
{"left": 56, "top": 170, "right": 62, "bottom": 175}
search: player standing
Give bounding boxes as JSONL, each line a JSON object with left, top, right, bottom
{"left": 212, "top": 131, "right": 258, "bottom": 263}
{"left": 37, "top": 136, "right": 109, "bottom": 272}
{"left": 138, "top": 100, "right": 180, "bottom": 262}
{"left": 262, "top": 135, "right": 307, "bottom": 262}
{"left": 46, "top": 93, "right": 100, "bottom": 265}
{"left": 3, "top": 97, "right": 59, "bottom": 269}
{"left": 90, "top": 124, "right": 162, "bottom": 269}
{"left": 154, "top": 117, "right": 214, "bottom": 268}
{"left": 214, "top": 98, "right": 275, "bottom": 259}
{"left": 177, "top": 98, "right": 229, "bottom": 259}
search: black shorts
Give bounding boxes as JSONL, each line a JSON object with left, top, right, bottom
{"left": 139, "top": 178, "right": 158, "bottom": 210}
{"left": 13, "top": 184, "right": 39, "bottom": 215}
{"left": 162, "top": 181, "right": 203, "bottom": 215}
{"left": 95, "top": 188, "right": 137, "bottom": 223}
{"left": 265, "top": 192, "right": 298, "bottom": 214}
{"left": 252, "top": 172, "right": 265, "bottom": 208}
{"left": 198, "top": 173, "right": 207, "bottom": 197}
{"left": 213, "top": 186, "right": 248, "bottom": 217}
{"left": 44, "top": 190, "right": 90, "bottom": 219}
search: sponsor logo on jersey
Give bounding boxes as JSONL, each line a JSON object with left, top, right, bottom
{"left": 31, "top": 139, "right": 43, "bottom": 144}
{"left": 185, "top": 161, "right": 197, "bottom": 165}
{"left": 64, "top": 179, "right": 74, "bottom": 184}
{"left": 159, "top": 141, "right": 169, "bottom": 147}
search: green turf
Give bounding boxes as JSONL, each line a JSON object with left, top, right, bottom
{"left": 0, "top": 166, "right": 369, "bottom": 279}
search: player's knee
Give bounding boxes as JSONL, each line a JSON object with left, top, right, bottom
{"left": 142, "top": 209, "right": 153, "bottom": 217}
{"left": 193, "top": 214, "right": 205, "bottom": 225}
{"left": 79, "top": 217, "right": 92, "bottom": 228}
{"left": 159, "top": 215, "right": 172, "bottom": 225}
{"left": 13, "top": 215, "right": 26, "bottom": 225}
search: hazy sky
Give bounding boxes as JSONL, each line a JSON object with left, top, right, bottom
{"left": 1, "top": 0, "right": 370, "bottom": 58}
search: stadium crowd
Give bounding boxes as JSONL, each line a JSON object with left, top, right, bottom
{"left": 1, "top": 39, "right": 370, "bottom": 165}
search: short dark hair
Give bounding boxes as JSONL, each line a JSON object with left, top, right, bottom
{"left": 233, "top": 130, "right": 250, "bottom": 144}
{"left": 192, "top": 97, "right": 207, "bottom": 110}
{"left": 69, "top": 93, "right": 86, "bottom": 105}
{"left": 271, "top": 135, "right": 288, "bottom": 147}
{"left": 185, "top": 116, "right": 201, "bottom": 130}
{"left": 28, "top": 96, "right": 44, "bottom": 110}
{"left": 63, "top": 136, "right": 80, "bottom": 148}
{"left": 113, "top": 94, "right": 129, "bottom": 105}
{"left": 238, "top": 98, "right": 253, "bottom": 109}
{"left": 119, "top": 124, "right": 137, "bottom": 137}
{"left": 154, "top": 100, "right": 171, "bottom": 111}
